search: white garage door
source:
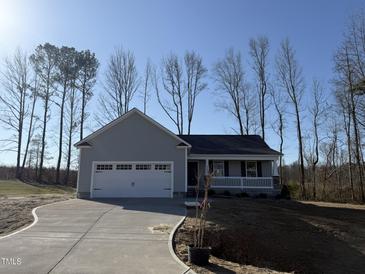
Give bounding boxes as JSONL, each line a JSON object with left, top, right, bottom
{"left": 91, "top": 162, "right": 173, "bottom": 198}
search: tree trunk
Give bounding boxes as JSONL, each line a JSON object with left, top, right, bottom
{"left": 260, "top": 84, "right": 266, "bottom": 140}
{"left": 350, "top": 89, "right": 365, "bottom": 202}
{"left": 245, "top": 108, "right": 249, "bottom": 135}
{"left": 80, "top": 80, "right": 86, "bottom": 141}
{"left": 279, "top": 114, "right": 284, "bottom": 185}
{"left": 56, "top": 84, "right": 67, "bottom": 184}
{"left": 38, "top": 76, "right": 50, "bottom": 182}
{"left": 20, "top": 92, "right": 37, "bottom": 177}
{"left": 16, "top": 84, "right": 27, "bottom": 179}
{"left": 295, "top": 103, "right": 306, "bottom": 199}
{"left": 345, "top": 112, "right": 354, "bottom": 201}
{"left": 236, "top": 105, "right": 244, "bottom": 135}
{"left": 65, "top": 89, "right": 75, "bottom": 185}
{"left": 312, "top": 165, "right": 316, "bottom": 199}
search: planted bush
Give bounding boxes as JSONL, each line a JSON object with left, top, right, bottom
{"left": 280, "top": 184, "right": 291, "bottom": 199}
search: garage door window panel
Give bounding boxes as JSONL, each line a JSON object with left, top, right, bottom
{"left": 116, "top": 164, "right": 133, "bottom": 170}
{"left": 96, "top": 164, "right": 113, "bottom": 172}
{"left": 155, "top": 164, "right": 171, "bottom": 171}
{"left": 136, "top": 164, "right": 151, "bottom": 170}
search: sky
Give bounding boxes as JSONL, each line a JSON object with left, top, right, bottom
{"left": 0, "top": 0, "right": 364, "bottom": 166}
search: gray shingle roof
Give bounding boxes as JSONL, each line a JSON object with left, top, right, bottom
{"left": 178, "top": 135, "right": 281, "bottom": 155}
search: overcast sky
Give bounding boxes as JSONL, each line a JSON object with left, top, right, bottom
{"left": 0, "top": 0, "right": 364, "bottom": 166}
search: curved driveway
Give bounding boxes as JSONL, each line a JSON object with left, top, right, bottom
{"left": 0, "top": 198, "right": 187, "bottom": 274}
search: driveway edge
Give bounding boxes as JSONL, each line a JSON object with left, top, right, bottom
{"left": 168, "top": 210, "right": 197, "bottom": 274}
{"left": 0, "top": 199, "right": 74, "bottom": 240}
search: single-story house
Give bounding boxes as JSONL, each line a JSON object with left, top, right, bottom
{"left": 74, "top": 108, "right": 281, "bottom": 198}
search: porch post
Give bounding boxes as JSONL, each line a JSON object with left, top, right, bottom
{"left": 205, "top": 159, "right": 209, "bottom": 175}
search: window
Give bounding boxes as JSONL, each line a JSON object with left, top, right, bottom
{"left": 136, "top": 164, "right": 151, "bottom": 170}
{"left": 246, "top": 161, "right": 257, "bottom": 177}
{"left": 155, "top": 164, "right": 171, "bottom": 171}
{"left": 96, "top": 164, "right": 113, "bottom": 171}
{"left": 116, "top": 164, "right": 132, "bottom": 170}
{"left": 213, "top": 161, "right": 225, "bottom": 177}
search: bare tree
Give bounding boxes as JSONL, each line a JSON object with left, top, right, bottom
{"left": 336, "top": 88, "right": 355, "bottom": 200}
{"left": 334, "top": 43, "right": 364, "bottom": 202}
{"left": 270, "top": 86, "right": 285, "bottom": 185}
{"left": 242, "top": 85, "right": 257, "bottom": 135}
{"left": 155, "top": 54, "right": 185, "bottom": 134}
{"left": 76, "top": 50, "right": 99, "bottom": 140}
{"left": 141, "top": 59, "right": 152, "bottom": 114}
{"left": 185, "top": 51, "right": 207, "bottom": 135}
{"left": 276, "top": 39, "right": 306, "bottom": 198}
{"left": 30, "top": 43, "right": 59, "bottom": 182}
{"left": 29, "top": 134, "right": 42, "bottom": 177}
{"left": 20, "top": 75, "right": 39, "bottom": 177}
{"left": 64, "top": 80, "right": 80, "bottom": 184}
{"left": 0, "top": 49, "right": 30, "bottom": 178}
{"left": 55, "top": 46, "right": 78, "bottom": 184}
{"left": 249, "top": 36, "right": 270, "bottom": 140}
{"left": 96, "top": 47, "right": 139, "bottom": 126}
{"left": 213, "top": 49, "right": 249, "bottom": 135}
{"left": 77, "top": 50, "right": 98, "bottom": 140}
{"left": 307, "top": 80, "right": 326, "bottom": 199}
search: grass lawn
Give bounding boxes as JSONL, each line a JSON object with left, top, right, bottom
{"left": 0, "top": 179, "right": 75, "bottom": 236}
{"left": 0, "top": 179, "right": 75, "bottom": 196}
{"left": 175, "top": 198, "right": 365, "bottom": 274}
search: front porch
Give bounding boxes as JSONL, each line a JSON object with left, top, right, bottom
{"left": 187, "top": 156, "right": 280, "bottom": 194}
{"left": 211, "top": 176, "right": 274, "bottom": 189}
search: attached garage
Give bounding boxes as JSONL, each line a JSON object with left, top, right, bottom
{"left": 91, "top": 161, "right": 174, "bottom": 198}
{"left": 75, "top": 108, "right": 189, "bottom": 199}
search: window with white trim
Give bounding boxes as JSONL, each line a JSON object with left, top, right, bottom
{"left": 246, "top": 161, "right": 257, "bottom": 177}
{"left": 155, "top": 164, "right": 171, "bottom": 171}
{"left": 136, "top": 164, "right": 151, "bottom": 170}
{"left": 96, "top": 164, "right": 113, "bottom": 171}
{"left": 116, "top": 164, "right": 132, "bottom": 170}
{"left": 213, "top": 161, "right": 225, "bottom": 177}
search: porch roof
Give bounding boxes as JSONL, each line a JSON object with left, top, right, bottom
{"left": 178, "top": 135, "right": 281, "bottom": 156}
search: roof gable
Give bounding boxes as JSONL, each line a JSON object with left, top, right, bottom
{"left": 74, "top": 108, "right": 191, "bottom": 148}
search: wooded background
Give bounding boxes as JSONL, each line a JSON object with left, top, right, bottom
{"left": 1, "top": 11, "right": 365, "bottom": 203}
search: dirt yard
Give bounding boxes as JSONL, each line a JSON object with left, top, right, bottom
{"left": 0, "top": 180, "right": 75, "bottom": 236}
{"left": 174, "top": 198, "right": 365, "bottom": 274}
{"left": 0, "top": 195, "right": 73, "bottom": 236}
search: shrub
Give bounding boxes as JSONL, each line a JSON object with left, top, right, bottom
{"left": 235, "top": 192, "right": 250, "bottom": 198}
{"left": 208, "top": 189, "right": 216, "bottom": 196}
{"left": 241, "top": 192, "right": 250, "bottom": 198}
{"left": 257, "top": 193, "right": 267, "bottom": 199}
{"left": 287, "top": 181, "right": 300, "bottom": 199}
{"left": 280, "top": 184, "right": 291, "bottom": 199}
{"left": 223, "top": 190, "right": 231, "bottom": 196}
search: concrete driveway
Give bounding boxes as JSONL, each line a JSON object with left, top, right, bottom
{"left": 0, "top": 198, "right": 188, "bottom": 274}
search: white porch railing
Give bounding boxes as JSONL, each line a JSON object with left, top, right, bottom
{"left": 211, "top": 176, "right": 273, "bottom": 189}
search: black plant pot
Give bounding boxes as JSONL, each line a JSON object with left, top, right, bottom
{"left": 188, "top": 245, "right": 211, "bottom": 266}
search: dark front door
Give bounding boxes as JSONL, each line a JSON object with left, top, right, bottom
{"left": 188, "top": 162, "right": 198, "bottom": 186}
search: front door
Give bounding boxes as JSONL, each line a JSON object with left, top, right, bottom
{"left": 188, "top": 162, "right": 198, "bottom": 186}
